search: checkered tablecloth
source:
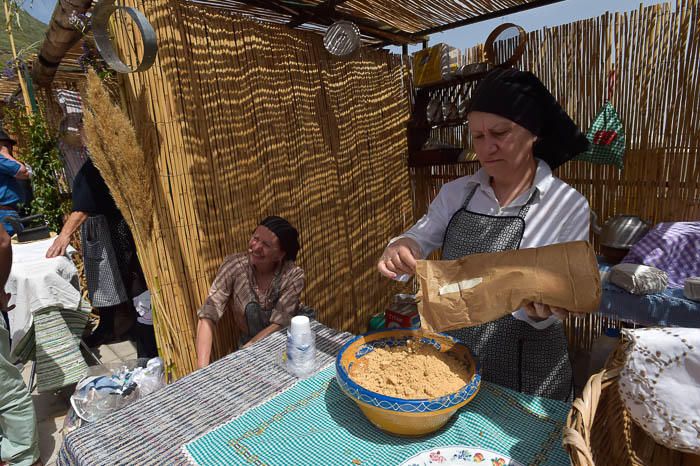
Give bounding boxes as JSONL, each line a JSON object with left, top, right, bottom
{"left": 183, "top": 365, "right": 570, "bottom": 466}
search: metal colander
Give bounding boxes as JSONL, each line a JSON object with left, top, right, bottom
{"left": 323, "top": 20, "right": 361, "bottom": 57}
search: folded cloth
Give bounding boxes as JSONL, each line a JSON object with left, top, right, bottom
{"left": 609, "top": 263, "right": 669, "bottom": 295}
{"left": 622, "top": 222, "right": 700, "bottom": 288}
{"left": 618, "top": 328, "right": 700, "bottom": 454}
{"left": 685, "top": 277, "right": 700, "bottom": 302}
{"left": 415, "top": 241, "right": 601, "bottom": 332}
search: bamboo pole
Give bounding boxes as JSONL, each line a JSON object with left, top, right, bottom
{"left": 3, "top": 0, "right": 31, "bottom": 115}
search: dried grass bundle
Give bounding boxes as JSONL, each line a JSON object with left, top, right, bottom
{"left": 81, "top": 69, "right": 155, "bottom": 237}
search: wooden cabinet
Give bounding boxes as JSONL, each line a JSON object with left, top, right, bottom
{"left": 407, "top": 70, "right": 490, "bottom": 167}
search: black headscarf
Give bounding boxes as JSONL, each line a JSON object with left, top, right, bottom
{"left": 259, "top": 216, "right": 300, "bottom": 261}
{"left": 469, "top": 67, "right": 589, "bottom": 169}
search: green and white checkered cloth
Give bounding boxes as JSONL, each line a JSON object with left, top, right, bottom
{"left": 575, "top": 101, "right": 626, "bottom": 169}
{"left": 184, "top": 365, "right": 571, "bottom": 466}
{"left": 12, "top": 305, "right": 90, "bottom": 393}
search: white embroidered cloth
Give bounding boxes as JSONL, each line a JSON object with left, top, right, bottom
{"left": 619, "top": 327, "right": 700, "bottom": 454}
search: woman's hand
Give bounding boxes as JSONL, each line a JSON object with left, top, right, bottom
{"left": 377, "top": 237, "right": 422, "bottom": 279}
{"left": 523, "top": 302, "right": 585, "bottom": 321}
{"left": 46, "top": 234, "right": 70, "bottom": 258}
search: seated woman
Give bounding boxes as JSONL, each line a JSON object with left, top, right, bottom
{"left": 377, "top": 68, "right": 591, "bottom": 401}
{"left": 196, "top": 216, "right": 304, "bottom": 368}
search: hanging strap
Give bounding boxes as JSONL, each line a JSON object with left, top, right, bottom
{"left": 517, "top": 189, "right": 539, "bottom": 219}
{"left": 461, "top": 184, "right": 479, "bottom": 209}
{"left": 462, "top": 183, "right": 537, "bottom": 219}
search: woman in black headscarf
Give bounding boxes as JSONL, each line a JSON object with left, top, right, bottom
{"left": 378, "top": 68, "right": 591, "bottom": 401}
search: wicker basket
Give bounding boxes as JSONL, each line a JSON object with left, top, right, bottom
{"left": 563, "top": 340, "right": 687, "bottom": 466}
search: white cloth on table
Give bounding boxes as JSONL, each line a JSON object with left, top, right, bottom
{"left": 618, "top": 327, "right": 700, "bottom": 454}
{"left": 5, "top": 237, "right": 81, "bottom": 354}
{"left": 395, "top": 159, "right": 590, "bottom": 329}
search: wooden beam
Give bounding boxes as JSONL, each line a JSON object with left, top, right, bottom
{"left": 31, "top": 0, "right": 94, "bottom": 87}
{"left": 286, "top": 0, "right": 346, "bottom": 28}
{"left": 416, "top": 0, "right": 565, "bottom": 36}
{"left": 236, "top": 0, "right": 425, "bottom": 45}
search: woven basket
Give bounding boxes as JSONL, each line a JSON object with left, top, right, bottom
{"left": 563, "top": 340, "right": 686, "bottom": 466}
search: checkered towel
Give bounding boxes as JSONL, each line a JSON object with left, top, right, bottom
{"left": 622, "top": 222, "right": 700, "bottom": 288}
{"left": 575, "top": 101, "right": 625, "bottom": 169}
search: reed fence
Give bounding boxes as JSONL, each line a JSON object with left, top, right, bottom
{"left": 412, "top": 1, "right": 700, "bottom": 351}
{"left": 102, "top": 0, "right": 412, "bottom": 376}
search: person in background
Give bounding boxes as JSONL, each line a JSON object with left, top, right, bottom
{"left": 0, "top": 127, "right": 30, "bottom": 237}
{"left": 196, "top": 216, "right": 304, "bottom": 368}
{"left": 46, "top": 158, "right": 157, "bottom": 358}
{"left": 0, "top": 225, "right": 42, "bottom": 466}
{"left": 132, "top": 289, "right": 157, "bottom": 359}
{"left": 378, "top": 68, "right": 591, "bottom": 401}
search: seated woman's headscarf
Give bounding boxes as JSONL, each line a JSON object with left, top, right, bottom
{"left": 468, "top": 67, "right": 589, "bottom": 169}
{"left": 259, "top": 216, "right": 300, "bottom": 261}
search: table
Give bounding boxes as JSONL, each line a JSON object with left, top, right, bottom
{"left": 598, "top": 261, "right": 700, "bottom": 328}
{"left": 58, "top": 322, "right": 352, "bottom": 465}
{"left": 6, "top": 237, "right": 90, "bottom": 391}
{"left": 58, "top": 322, "right": 572, "bottom": 466}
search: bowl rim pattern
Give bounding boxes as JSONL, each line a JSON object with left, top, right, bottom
{"left": 335, "top": 328, "right": 482, "bottom": 413}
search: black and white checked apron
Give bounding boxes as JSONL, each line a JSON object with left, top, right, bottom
{"left": 442, "top": 184, "right": 573, "bottom": 401}
{"left": 81, "top": 215, "right": 128, "bottom": 307}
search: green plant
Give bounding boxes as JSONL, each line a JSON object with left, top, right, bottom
{"left": 3, "top": 103, "right": 71, "bottom": 232}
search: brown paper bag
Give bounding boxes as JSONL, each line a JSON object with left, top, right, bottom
{"left": 415, "top": 241, "right": 601, "bottom": 332}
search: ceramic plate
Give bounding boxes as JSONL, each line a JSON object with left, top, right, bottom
{"left": 399, "top": 446, "right": 523, "bottom": 466}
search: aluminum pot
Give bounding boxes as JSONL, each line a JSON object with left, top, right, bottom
{"left": 590, "top": 211, "right": 651, "bottom": 249}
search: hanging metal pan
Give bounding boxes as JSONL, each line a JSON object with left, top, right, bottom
{"left": 323, "top": 20, "right": 361, "bottom": 57}
{"left": 92, "top": 0, "right": 158, "bottom": 73}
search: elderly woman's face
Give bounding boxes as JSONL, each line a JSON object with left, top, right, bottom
{"left": 468, "top": 111, "right": 537, "bottom": 179}
{"left": 248, "top": 226, "right": 285, "bottom": 269}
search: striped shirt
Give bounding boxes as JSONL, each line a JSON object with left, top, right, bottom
{"left": 197, "top": 253, "right": 304, "bottom": 335}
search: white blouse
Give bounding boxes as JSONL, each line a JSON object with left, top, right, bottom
{"left": 399, "top": 159, "right": 590, "bottom": 329}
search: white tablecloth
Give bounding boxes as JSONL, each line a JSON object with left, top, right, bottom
{"left": 6, "top": 237, "right": 82, "bottom": 354}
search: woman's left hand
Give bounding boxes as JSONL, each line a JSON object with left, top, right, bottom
{"left": 523, "top": 302, "right": 584, "bottom": 321}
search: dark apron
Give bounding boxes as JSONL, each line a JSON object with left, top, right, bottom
{"left": 442, "top": 184, "right": 573, "bottom": 401}
{"left": 81, "top": 215, "right": 129, "bottom": 307}
{"left": 239, "top": 270, "right": 283, "bottom": 346}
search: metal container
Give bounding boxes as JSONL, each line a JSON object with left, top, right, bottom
{"left": 323, "top": 20, "right": 361, "bottom": 57}
{"left": 591, "top": 211, "right": 651, "bottom": 249}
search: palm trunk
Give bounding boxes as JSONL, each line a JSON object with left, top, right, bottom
{"left": 30, "top": 0, "right": 93, "bottom": 87}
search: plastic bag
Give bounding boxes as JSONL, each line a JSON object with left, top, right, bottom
{"left": 69, "top": 357, "right": 165, "bottom": 423}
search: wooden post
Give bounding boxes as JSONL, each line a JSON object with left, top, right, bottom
{"left": 3, "top": 0, "right": 32, "bottom": 115}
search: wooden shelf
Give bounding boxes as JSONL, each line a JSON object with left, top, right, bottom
{"left": 407, "top": 70, "right": 490, "bottom": 167}
{"left": 414, "top": 69, "right": 491, "bottom": 92}
{"left": 408, "top": 149, "right": 480, "bottom": 167}
{"left": 408, "top": 118, "right": 468, "bottom": 130}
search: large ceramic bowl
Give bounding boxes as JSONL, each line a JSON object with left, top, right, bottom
{"left": 335, "top": 328, "right": 481, "bottom": 437}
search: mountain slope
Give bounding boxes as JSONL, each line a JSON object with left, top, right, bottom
{"left": 0, "top": 9, "right": 48, "bottom": 69}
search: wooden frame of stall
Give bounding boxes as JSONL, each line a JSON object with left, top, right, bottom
{"left": 22, "top": 0, "right": 700, "bottom": 378}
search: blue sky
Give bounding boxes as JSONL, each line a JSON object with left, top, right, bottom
{"left": 20, "top": 0, "right": 54, "bottom": 24}
{"left": 396, "top": 0, "right": 668, "bottom": 53}
{"left": 22, "top": 0, "right": 667, "bottom": 42}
